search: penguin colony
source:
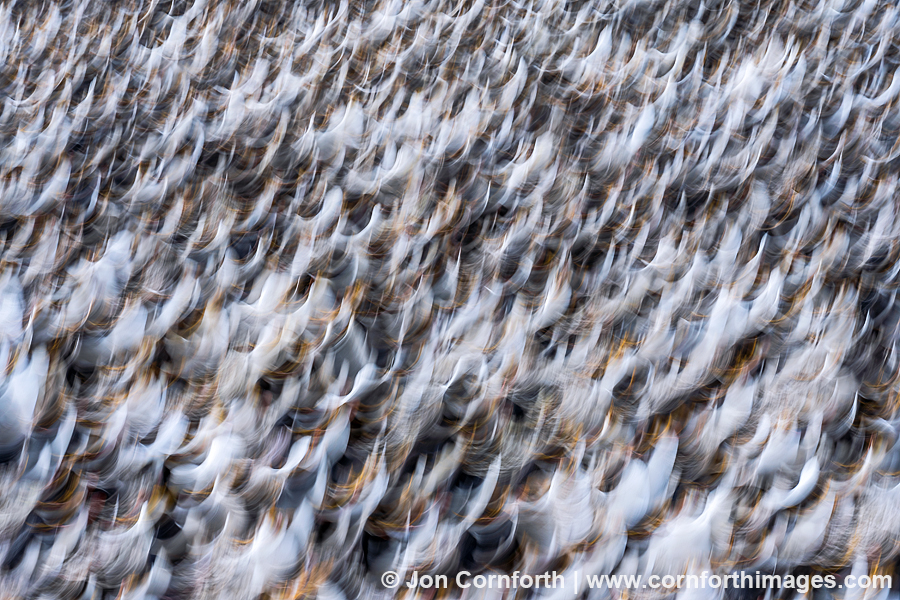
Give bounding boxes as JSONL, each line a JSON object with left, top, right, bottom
{"left": 1, "top": 0, "right": 900, "bottom": 598}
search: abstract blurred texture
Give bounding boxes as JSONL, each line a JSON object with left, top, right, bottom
{"left": 0, "top": 0, "right": 899, "bottom": 598}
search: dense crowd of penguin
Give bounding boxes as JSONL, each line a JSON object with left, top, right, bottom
{"left": 1, "top": 0, "right": 900, "bottom": 598}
